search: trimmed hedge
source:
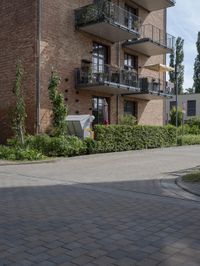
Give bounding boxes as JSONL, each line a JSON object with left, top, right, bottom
{"left": 177, "top": 134, "right": 200, "bottom": 146}
{"left": 2, "top": 125, "right": 177, "bottom": 160}
{"left": 92, "top": 125, "right": 177, "bottom": 153}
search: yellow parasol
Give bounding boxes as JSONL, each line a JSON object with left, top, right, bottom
{"left": 144, "top": 64, "right": 175, "bottom": 73}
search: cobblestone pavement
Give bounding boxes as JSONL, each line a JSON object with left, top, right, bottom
{"left": 1, "top": 146, "right": 200, "bottom": 266}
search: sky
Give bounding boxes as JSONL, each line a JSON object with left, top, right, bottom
{"left": 167, "top": 0, "right": 200, "bottom": 89}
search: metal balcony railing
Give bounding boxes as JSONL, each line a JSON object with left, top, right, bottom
{"left": 140, "top": 24, "right": 175, "bottom": 50}
{"left": 75, "top": 65, "right": 174, "bottom": 96}
{"left": 75, "top": 1, "right": 141, "bottom": 34}
{"left": 75, "top": 65, "right": 139, "bottom": 90}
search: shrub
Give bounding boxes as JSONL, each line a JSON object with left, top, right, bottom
{"left": 119, "top": 114, "right": 137, "bottom": 126}
{"left": 177, "top": 124, "right": 200, "bottom": 136}
{"left": 92, "top": 124, "right": 177, "bottom": 153}
{"left": 186, "top": 117, "right": 200, "bottom": 128}
{"left": 177, "top": 134, "right": 200, "bottom": 146}
{"left": 0, "top": 146, "right": 45, "bottom": 161}
{"left": 24, "top": 134, "right": 86, "bottom": 157}
{"left": 169, "top": 106, "right": 183, "bottom": 127}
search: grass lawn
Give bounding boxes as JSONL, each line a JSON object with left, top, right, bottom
{"left": 182, "top": 171, "right": 200, "bottom": 183}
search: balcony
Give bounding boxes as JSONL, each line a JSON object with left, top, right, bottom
{"left": 75, "top": 65, "right": 141, "bottom": 95}
{"left": 75, "top": 65, "right": 174, "bottom": 98}
{"left": 124, "top": 24, "right": 175, "bottom": 56}
{"left": 130, "top": 0, "right": 175, "bottom": 12}
{"left": 130, "top": 76, "right": 174, "bottom": 100}
{"left": 75, "top": 1, "right": 141, "bottom": 43}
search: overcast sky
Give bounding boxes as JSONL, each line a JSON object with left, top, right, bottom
{"left": 167, "top": 0, "right": 200, "bottom": 89}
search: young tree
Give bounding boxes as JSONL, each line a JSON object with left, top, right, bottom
{"left": 193, "top": 32, "right": 200, "bottom": 93}
{"left": 169, "top": 37, "right": 184, "bottom": 94}
{"left": 185, "top": 87, "right": 194, "bottom": 94}
{"left": 169, "top": 106, "right": 183, "bottom": 127}
{"left": 169, "top": 48, "right": 175, "bottom": 83}
{"left": 12, "top": 62, "right": 27, "bottom": 145}
{"left": 48, "top": 71, "right": 68, "bottom": 136}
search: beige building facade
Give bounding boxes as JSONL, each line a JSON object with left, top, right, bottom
{"left": 0, "top": 0, "right": 175, "bottom": 142}
{"left": 166, "top": 94, "right": 200, "bottom": 123}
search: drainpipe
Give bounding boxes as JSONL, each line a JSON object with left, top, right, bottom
{"left": 163, "top": 8, "right": 167, "bottom": 125}
{"left": 116, "top": 41, "right": 121, "bottom": 124}
{"left": 116, "top": 0, "right": 120, "bottom": 124}
{"left": 36, "top": 0, "right": 42, "bottom": 134}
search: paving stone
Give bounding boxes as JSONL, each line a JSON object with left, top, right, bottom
{"left": 1, "top": 147, "right": 200, "bottom": 266}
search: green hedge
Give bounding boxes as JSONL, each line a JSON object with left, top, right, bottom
{"left": 2, "top": 125, "right": 177, "bottom": 160}
{"left": 177, "top": 124, "right": 200, "bottom": 135}
{"left": 177, "top": 134, "right": 200, "bottom": 146}
{"left": 92, "top": 125, "right": 177, "bottom": 153}
{"left": 0, "top": 146, "right": 45, "bottom": 161}
{"left": 24, "top": 134, "right": 86, "bottom": 157}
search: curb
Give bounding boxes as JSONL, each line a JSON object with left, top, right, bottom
{"left": 176, "top": 177, "right": 200, "bottom": 198}
{"left": 0, "top": 158, "right": 58, "bottom": 166}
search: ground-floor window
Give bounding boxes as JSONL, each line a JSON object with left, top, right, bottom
{"left": 187, "top": 100, "right": 196, "bottom": 116}
{"left": 92, "top": 97, "right": 110, "bottom": 125}
{"left": 124, "top": 100, "right": 138, "bottom": 118}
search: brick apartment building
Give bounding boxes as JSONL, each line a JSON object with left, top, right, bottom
{"left": 0, "top": 0, "right": 175, "bottom": 142}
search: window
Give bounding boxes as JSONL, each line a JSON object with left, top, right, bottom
{"left": 92, "top": 97, "right": 110, "bottom": 125}
{"left": 170, "top": 101, "right": 176, "bottom": 110}
{"left": 124, "top": 53, "right": 138, "bottom": 71}
{"left": 92, "top": 42, "right": 109, "bottom": 74}
{"left": 187, "top": 100, "right": 196, "bottom": 116}
{"left": 124, "top": 101, "right": 138, "bottom": 117}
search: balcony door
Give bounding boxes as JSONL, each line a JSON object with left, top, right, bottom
{"left": 92, "top": 96, "right": 110, "bottom": 125}
{"left": 92, "top": 42, "right": 109, "bottom": 82}
{"left": 124, "top": 4, "right": 138, "bottom": 31}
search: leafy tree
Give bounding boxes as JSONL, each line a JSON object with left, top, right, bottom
{"left": 12, "top": 62, "right": 27, "bottom": 145}
{"left": 193, "top": 32, "right": 200, "bottom": 93}
{"left": 48, "top": 71, "right": 68, "bottom": 136}
{"left": 169, "top": 106, "right": 183, "bottom": 127}
{"left": 185, "top": 87, "right": 194, "bottom": 94}
{"left": 169, "top": 37, "right": 184, "bottom": 94}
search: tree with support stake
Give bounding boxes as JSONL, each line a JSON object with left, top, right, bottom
{"left": 169, "top": 37, "right": 184, "bottom": 95}
{"left": 193, "top": 32, "right": 200, "bottom": 93}
{"left": 12, "top": 62, "right": 27, "bottom": 146}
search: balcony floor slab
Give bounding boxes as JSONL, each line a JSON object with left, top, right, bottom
{"left": 78, "top": 21, "right": 139, "bottom": 43}
{"left": 130, "top": 0, "right": 175, "bottom": 12}
{"left": 76, "top": 81, "right": 141, "bottom": 95}
{"left": 125, "top": 38, "right": 172, "bottom": 56}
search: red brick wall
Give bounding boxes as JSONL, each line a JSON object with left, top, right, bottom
{"left": 0, "top": 0, "right": 167, "bottom": 142}
{"left": 0, "top": 0, "right": 37, "bottom": 143}
{"left": 39, "top": 0, "right": 165, "bottom": 131}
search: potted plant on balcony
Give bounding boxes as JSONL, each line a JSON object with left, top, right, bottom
{"left": 87, "top": 64, "right": 93, "bottom": 84}
{"left": 132, "top": 19, "right": 140, "bottom": 32}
